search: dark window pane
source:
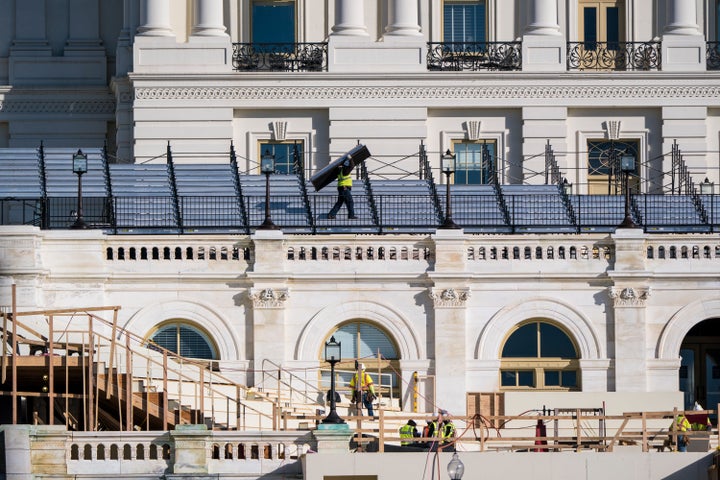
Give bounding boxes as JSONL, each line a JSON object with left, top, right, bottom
{"left": 562, "top": 371, "right": 577, "bottom": 387}
{"left": 501, "top": 370, "right": 516, "bottom": 386}
{"left": 518, "top": 371, "right": 534, "bottom": 387}
{"left": 252, "top": 1, "right": 295, "bottom": 44}
{"left": 544, "top": 370, "right": 560, "bottom": 386}
{"left": 583, "top": 7, "right": 597, "bottom": 50}
{"left": 502, "top": 323, "right": 538, "bottom": 358}
{"left": 152, "top": 326, "right": 177, "bottom": 353}
{"left": 178, "top": 325, "right": 214, "bottom": 359}
{"left": 606, "top": 7, "right": 619, "bottom": 50}
{"left": 540, "top": 323, "right": 577, "bottom": 358}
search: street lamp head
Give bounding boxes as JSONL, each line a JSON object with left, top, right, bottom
{"left": 441, "top": 149, "right": 456, "bottom": 174}
{"left": 72, "top": 149, "right": 88, "bottom": 174}
{"left": 620, "top": 154, "right": 635, "bottom": 173}
{"left": 447, "top": 452, "right": 465, "bottom": 480}
{"left": 701, "top": 177, "right": 714, "bottom": 195}
{"left": 562, "top": 178, "right": 572, "bottom": 195}
{"left": 324, "top": 336, "right": 341, "bottom": 363}
{"left": 261, "top": 149, "right": 275, "bottom": 174}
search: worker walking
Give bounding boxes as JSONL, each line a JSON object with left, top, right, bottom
{"left": 399, "top": 419, "right": 420, "bottom": 446}
{"left": 349, "top": 363, "right": 376, "bottom": 417}
{"left": 327, "top": 166, "right": 356, "bottom": 219}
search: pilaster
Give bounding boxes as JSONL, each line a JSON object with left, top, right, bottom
{"left": 521, "top": 107, "right": 568, "bottom": 184}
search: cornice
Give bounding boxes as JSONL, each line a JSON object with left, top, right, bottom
{"left": 133, "top": 84, "right": 720, "bottom": 102}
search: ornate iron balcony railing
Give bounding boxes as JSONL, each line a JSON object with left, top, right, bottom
{"left": 567, "top": 41, "right": 661, "bottom": 71}
{"left": 232, "top": 43, "right": 328, "bottom": 72}
{"left": 427, "top": 42, "right": 522, "bottom": 71}
{"left": 707, "top": 42, "right": 720, "bottom": 71}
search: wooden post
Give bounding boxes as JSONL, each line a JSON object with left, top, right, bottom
{"left": 162, "top": 351, "right": 168, "bottom": 431}
{"left": 199, "top": 366, "right": 205, "bottom": 425}
{"left": 1, "top": 311, "right": 7, "bottom": 384}
{"left": 47, "top": 314, "right": 54, "bottom": 425}
{"left": 412, "top": 371, "right": 418, "bottom": 413}
{"left": 87, "top": 315, "right": 94, "bottom": 431}
{"left": 12, "top": 284, "right": 17, "bottom": 424}
{"left": 575, "top": 408, "right": 582, "bottom": 450}
{"left": 378, "top": 409, "right": 385, "bottom": 452}
{"left": 105, "top": 309, "right": 119, "bottom": 398}
{"left": 125, "top": 333, "right": 133, "bottom": 431}
{"left": 641, "top": 412, "right": 648, "bottom": 452}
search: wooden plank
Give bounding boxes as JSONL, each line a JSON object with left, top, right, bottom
{"left": 12, "top": 306, "right": 122, "bottom": 316}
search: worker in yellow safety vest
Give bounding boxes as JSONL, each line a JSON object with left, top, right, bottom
{"left": 399, "top": 419, "right": 420, "bottom": 446}
{"left": 670, "top": 414, "right": 691, "bottom": 452}
{"left": 327, "top": 167, "right": 356, "bottom": 220}
{"left": 349, "top": 363, "right": 375, "bottom": 416}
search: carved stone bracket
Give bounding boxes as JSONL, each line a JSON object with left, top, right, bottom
{"left": 429, "top": 288, "right": 470, "bottom": 308}
{"left": 249, "top": 288, "right": 289, "bottom": 308}
{"left": 609, "top": 286, "right": 650, "bottom": 307}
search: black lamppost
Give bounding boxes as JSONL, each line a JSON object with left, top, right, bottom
{"left": 447, "top": 452, "right": 465, "bottom": 480}
{"left": 71, "top": 149, "right": 88, "bottom": 229}
{"left": 440, "top": 149, "right": 460, "bottom": 229}
{"left": 258, "top": 149, "right": 279, "bottom": 230}
{"left": 322, "top": 336, "right": 345, "bottom": 424}
{"left": 617, "top": 154, "right": 638, "bottom": 229}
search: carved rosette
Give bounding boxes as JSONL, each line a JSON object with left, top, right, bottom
{"left": 608, "top": 286, "right": 650, "bottom": 307}
{"left": 249, "top": 288, "right": 289, "bottom": 308}
{"left": 429, "top": 288, "right": 470, "bottom": 308}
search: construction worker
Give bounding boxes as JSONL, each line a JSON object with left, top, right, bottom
{"left": 399, "top": 419, "right": 420, "bottom": 446}
{"left": 669, "top": 413, "right": 691, "bottom": 452}
{"left": 327, "top": 165, "right": 356, "bottom": 219}
{"left": 349, "top": 363, "right": 376, "bottom": 417}
{"left": 441, "top": 413, "right": 457, "bottom": 452}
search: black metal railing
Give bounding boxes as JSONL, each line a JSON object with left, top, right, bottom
{"left": 707, "top": 42, "right": 720, "bottom": 70}
{"left": 232, "top": 43, "right": 328, "bottom": 72}
{"left": 7, "top": 192, "right": 720, "bottom": 235}
{"left": 567, "top": 41, "right": 661, "bottom": 71}
{"left": 427, "top": 42, "right": 522, "bottom": 71}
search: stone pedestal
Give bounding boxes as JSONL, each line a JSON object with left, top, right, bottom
{"left": 661, "top": 34, "right": 706, "bottom": 72}
{"left": 170, "top": 424, "right": 211, "bottom": 475}
{"left": 313, "top": 423, "right": 354, "bottom": 453}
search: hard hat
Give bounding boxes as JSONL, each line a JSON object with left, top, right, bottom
{"left": 408, "top": 419, "right": 417, "bottom": 427}
{"left": 360, "top": 363, "right": 365, "bottom": 370}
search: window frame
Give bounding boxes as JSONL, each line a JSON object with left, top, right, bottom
{"left": 451, "top": 139, "right": 497, "bottom": 185}
{"left": 250, "top": 0, "right": 297, "bottom": 45}
{"left": 146, "top": 320, "right": 219, "bottom": 361}
{"left": 442, "top": 0, "right": 488, "bottom": 44}
{"left": 258, "top": 140, "right": 304, "bottom": 175}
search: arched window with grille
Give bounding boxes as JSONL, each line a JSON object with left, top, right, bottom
{"left": 146, "top": 321, "right": 218, "bottom": 361}
{"left": 500, "top": 320, "right": 580, "bottom": 390}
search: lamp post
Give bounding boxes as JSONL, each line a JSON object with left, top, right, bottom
{"left": 71, "top": 149, "right": 88, "bottom": 229}
{"left": 258, "top": 149, "right": 279, "bottom": 230}
{"left": 562, "top": 178, "right": 572, "bottom": 195}
{"left": 322, "top": 336, "right": 345, "bottom": 424}
{"left": 440, "top": 149, "right": 460, "bottom": 229}
{"left": 447, "top": 452, "right": 465, "bottom": 480}
{"left": 617, "top": 154, "right": 638, "bottom": 229}
{"left": 701, "top": 178, "right": 714, "bottom": 195}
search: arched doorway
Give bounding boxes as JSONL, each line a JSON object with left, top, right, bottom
{"left": 679, "top": 319, "right": 720, "bottom": 411}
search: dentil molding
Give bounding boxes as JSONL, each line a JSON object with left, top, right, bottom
{"left": 0, "top": 99, "right": 115, "bottom": 114}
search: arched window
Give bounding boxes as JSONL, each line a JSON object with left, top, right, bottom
{"left": 147, "top": 321, "right": 218, "bottom": 361}
{"left": 500, "top": 321, "right": 580, "bottom": 390}
{"left": 322, "top": 322, "right": 400, "bottom": 394}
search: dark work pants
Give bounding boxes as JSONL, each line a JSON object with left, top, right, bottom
{"left": 329, "top": 186, "right": 354, "bottom": 217}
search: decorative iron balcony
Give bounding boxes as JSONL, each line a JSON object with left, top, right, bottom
{"left": 567, "top": 41, "right": 661, "bottom": 71}
{"left": 427, "top": 42, "right": 522, "bottom": 71}
{"left": 232, "top": 43, "right": 328, "bottom": 72}
{"left": 707, "top": 42, "right": 720, "bottom": 70}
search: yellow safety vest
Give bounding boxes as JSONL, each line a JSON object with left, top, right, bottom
{"left": 338, "top": 172, "right": 352, "bottom": 188}
{"left": 399, "top": 424, "right": 416, "bottom": 445}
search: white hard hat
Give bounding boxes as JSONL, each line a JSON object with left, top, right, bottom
{"left": 360, "top": 363, "right": 365, "bottom": 370}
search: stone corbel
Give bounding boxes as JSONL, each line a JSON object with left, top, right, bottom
{"left": 429, "top": 288, "right": 471, "bottom": 308}
{"left": 608, "top": 286, "right": 650, "bottom": 307}
{"left": 249, "top": 287, "right": 289, "bottom": 308}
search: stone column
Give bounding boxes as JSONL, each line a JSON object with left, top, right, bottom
{"left": 331, "top": 0, "right": 369, "bottom": 37}
{"left": 10, "top": 0, "right": 51, "bottom": 55}
{"left": 65, "top": 0, "right": 104, "bottom": 55}
{"left": 521, "top": 0, "right": 565, "bottom": 71}
{"left": 137, "top": 0, "right": 174, "bottom": 37}
{"left": 384, "top": 0, "right": 422, "bottom": 38}
{"left": 191, "top": 0, "right": 228, "bottom": 37}
{"left": 661, "top": 0, "right": 704, "bottom": 71}
{"left": 169, "top": 425, "right": 211, "bottom": 476}
{"left": 609, "top": 228, "right": 650, "bottom": 392}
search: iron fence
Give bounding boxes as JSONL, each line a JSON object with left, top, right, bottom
{"left": 4, "top": 193, "right": 720, "bottom": 235}
{"left": 232, "top": 43, "right": 327, "bottom": 72}
{"left": 426, "top": 42, "right": 522, "bottom": 71}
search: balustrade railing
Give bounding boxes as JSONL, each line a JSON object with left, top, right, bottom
{"left": 232, "top": 43, "right": 327, "bottom": 72}
{"left": 427, "top": 42, "right": 522, "bottom": 71}
{"left": 567, "top": 41, "right": 661, "bottom": 71}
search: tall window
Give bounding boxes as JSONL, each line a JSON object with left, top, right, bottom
{"left": 443, "top": 1, "right": 487, "bottom": 43}
{"left": 580, "top": 1, "right": 624, "bottom": 50}
{"left": 259, "top": 141, "right": 303, "bottom": 175}
{"left": 452, "top": 140, "right": 496, "bottom": 185}
{"left": 500, "top": 321, "right": 580, "bottom": 390}
{"left": 251, "top": 1, "right": 295, "bottom": 44}
{"left": 147, "top": 321, "right": 218, "bottom": 361}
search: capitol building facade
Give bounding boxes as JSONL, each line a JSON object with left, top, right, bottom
{"left": 1, "top": 0, "right": 720, "bottom": 424}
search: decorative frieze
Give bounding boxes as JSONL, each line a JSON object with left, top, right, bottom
{"left": 249, "top": 288, "right": 289, "bottom": 308}
{"left": 609, "top": 286, "right": 651, "bottom": 307}
{"left": 429, "top": 288, "right": 470, "bottom": 308}
{"left": 0, "top": 99, "right": 115, "bottom": 114}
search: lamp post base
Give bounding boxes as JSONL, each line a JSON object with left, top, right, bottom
{"left": 439, "top": 218, "right": 461, "bottom": 229}
{"left": 321, "top": 409, "right": 346, "bottom": 425}
{"left": 617, "top": 215, "right": 638, "bottom": 229}
{"left": 258, "top": 219, "right": 280, "bottom": 230}
{"left": 71, "top": 219, "right": 88, "bottom": 229}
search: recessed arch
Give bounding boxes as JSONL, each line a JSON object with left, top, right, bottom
{"left": 122, "top": 300, "right": 241, "bottom": 362}
{"left": 657, "top": 297, "right": 720, "bottom": 359}
{"left": 295, "top": 301, "right": 422, "bottom": 361}
{"left": 476, "top": 297, "right": 603, "bottom": 361}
